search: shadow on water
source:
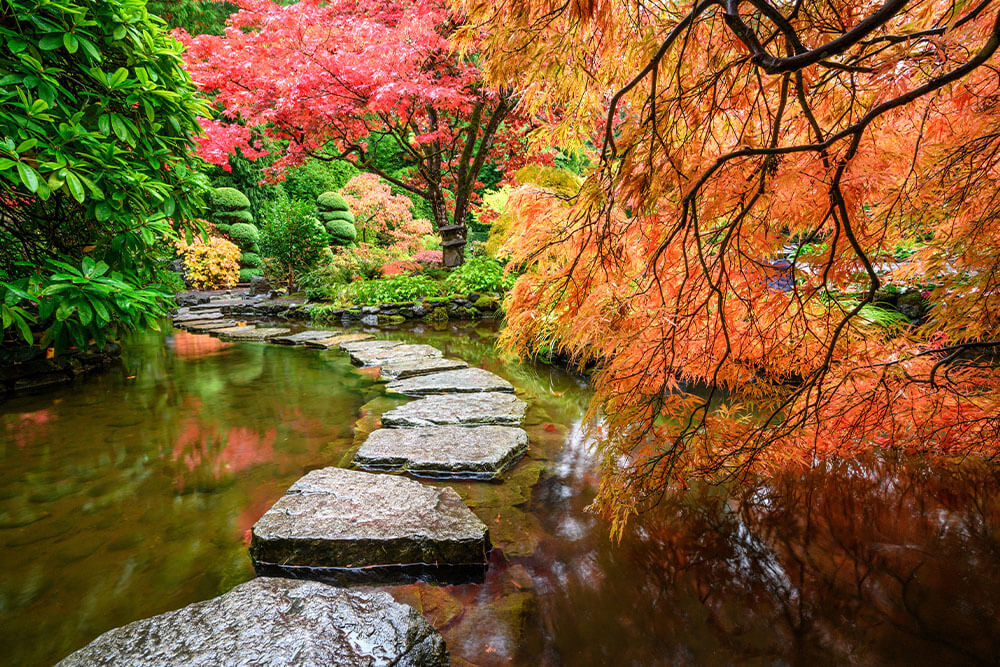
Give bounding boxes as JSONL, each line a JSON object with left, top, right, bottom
{"left": 1, "top": 319, "right": 998, "bottom": 665}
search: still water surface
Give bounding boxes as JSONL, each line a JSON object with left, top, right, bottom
{"left": 1, "top": 322, "right": 998, "bottom": 665}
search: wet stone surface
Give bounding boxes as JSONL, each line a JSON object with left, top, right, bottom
{"left": 251, "top": 467, "right": 490, "bottom": 570}
{"left": 182, "top": 319, "right": 239, "bottom": 331}
{"left": 172, "top": 312, "right": 223, "bottom": 323}
{"left": 271, "top": 331, "right": 337, "bottom": 346}
{"left": 57, "top": 577, "right": 447, "bottom": 667}
{"left": 350, "top": 344, "right": 443, "bottom": 368}
{"left": 386, "top": 368, "right": 514, "bottom": 396}
{"left": 216, "top": 327, "right": 291, "bottom": 341}
{"left": 305, "top": 333, "right": 375, "bottom": 349}
{"left": 340, "top": 339, "right": 403, "bottom": 353}
{"left": 355, "top": 426, "right": 528, "bottom": 479}
{"left": 379, "top": 357, "right": 469, "bottom": 381}
{"left": 381, "top": 392, "right": 528, "bottom": 427}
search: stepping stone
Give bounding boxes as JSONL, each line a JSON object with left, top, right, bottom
{"left": 382, "top": 392, "right": 527, "bottom": 427}
{"left": 251, "top": 467, "right": 490, "bottom": 570}
{"left": 304, "top": 333, "right": 375, "bottom": 349}
{"left": 57, "top": 578, "right": 447, "bottom": 667}
{"left": 172, "top": 311, "right": 222, "bottom": 323}
{"left": 350, "top": 344, "right": 442, "bottom": 367}
{"left": 386, "top": 367, "right": 514, "bottom": 396}
{"left": 217, "top": 326, "right": 291, "bottom": 341}
{"left": 271, "top": 330, "right": 336, "bottom": 345}
{"left": 184, "top": 320, "right": 240, "bottom": 332}
{"left": 380, "top": 357, "right": 469, "bottom": 380}
{"left": 190, "top": 298, "right": 246, "bottom": 310}
{"left": 340, "top": 339, "right": 403, "bottom": 353}
{"left": 355, "top": 426, "right": 528, "bottom": 479}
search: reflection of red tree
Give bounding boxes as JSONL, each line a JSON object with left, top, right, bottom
{"left": 4, "top": 408, "right": 54, "bottom": 449}
{"left": 170, "top": 417, "right": 277, "bottom": 491}
{"left": 170, "top": 330, "right": 233, "bottom": 360}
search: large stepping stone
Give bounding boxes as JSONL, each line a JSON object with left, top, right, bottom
{"left": 251, "top": 467, "right": 490, "bottom": 571}
{"left": 355, "top": 426, "right": 528, "bottom": 480}
{"left": 380, "top": 357, "right": 469, "bottom": 381}
{"left": 184, "top": 319, "right": 240, "bottom": 332}
{"left": 190, "top": 298, "right": 247, "bottom": 310}
{"left": 271, "top": 330, "right": 336, "bottom": 345}
{"left": 386, "top": 367, "right": 514, "bottom": 396}
{"left": 305, "top": 333, "right": 374, "bottom": 349}
{"left": 217, "top": 326, "right": 291, "bottom": 341}
{"left": 382, "top": 392, "right": 527, "bottom": 427}
{"left": 340, "top": 339, "right": 403, "bottom": 353}
{"left": 172, "top": 312, "right": 223, "bottom": 323}
{"left": 57, "top": 577, "right": 447, "bottom": 667}
{"left": 350, "top": 343, "right": 442, "bottom": 367}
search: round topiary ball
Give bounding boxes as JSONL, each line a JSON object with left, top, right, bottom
{"left": 228, "top": 222, "right": 260, "bottom": 250}
{"left": 326, "top": 219, "right": 357, "bottom": 246}
{"left": 317, "top": 191, "right": 350, "bottom": 212}
{"left": 240, "top": 252, "right": 262, "bottom": 268}
{"left": 210, "top": 187, "right": 252, "bottom": 213}
{"left": 239, "top": 267, "right": 264, "bottom": 282}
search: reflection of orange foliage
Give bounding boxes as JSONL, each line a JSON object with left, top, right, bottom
{"left": 4, "top": 408, "right": 54, "bottom": 449}
{"left": 170, "top": 330, "right": 234, "bottom": 360}
{"left": 170, "top": 417, "right": 277, "bottom": 490}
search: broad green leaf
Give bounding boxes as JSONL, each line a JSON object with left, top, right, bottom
{"left": 63, "top": 33, "right": 79, "bottom": 54}
{"left": 16, "top": 162, "right": 39, "bottom": 192}
{"left": 39, "top": 34, "right": 63, "bottom": 50}
{"left": 65, "top": 171, "right": 85, "bottom": 203}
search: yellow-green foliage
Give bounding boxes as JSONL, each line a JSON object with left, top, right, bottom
{"left": 176, "top": 236, "right": 241, "bottom": 290}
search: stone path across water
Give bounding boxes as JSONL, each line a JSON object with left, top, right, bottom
{"left": 116, "top": 299, "right": 537, "bottom": 663}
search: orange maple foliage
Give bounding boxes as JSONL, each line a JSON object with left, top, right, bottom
{"left": 457, "top": 0, "right": 1000, "bottom": 530}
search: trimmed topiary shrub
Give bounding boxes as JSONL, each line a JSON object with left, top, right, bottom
{"left": 240, "top": 252, "right": 262, "bottom": 268}
{"left": 239, "top": 267, "right": 264, "bottom": 282}
{"left": 317, "top": 191, "right": 357, "bottom": 247}
{"left": 228, "top": 222, "right": 261, "bottom": 250}
{"left": 210, "top": 187, "right": 252, "bottom": 212}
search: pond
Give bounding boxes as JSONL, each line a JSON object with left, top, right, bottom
{"left": 1, "top": 321, "right": 998, "bottom": 665}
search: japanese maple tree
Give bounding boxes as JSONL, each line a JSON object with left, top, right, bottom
{"left": 179, "top": 0, "right": 519, "bottom": 266}
{"left": 340, "top": 173, "right": 432, "bottom": 252}
{"left": 458, "top": 0, "right": 1000, "bottom": 529}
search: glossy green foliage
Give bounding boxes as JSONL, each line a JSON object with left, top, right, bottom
{"left": 0, "top": 0, "right": 209, "bottom": 350}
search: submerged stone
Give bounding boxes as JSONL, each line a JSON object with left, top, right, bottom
{"left": 386, "top": 368, "right": 514, "bottom": 396}
{"left": 216, "top": 327, "right": 291, "bottom": 341}
{"left": 251, "top": 467, "right": 490, "bottom": 570}
{"left": 355, "top": 426, "right": 528, "bottom": 479}
{"left": 57, "top": 577, "right": 447, "bottom": 667}
{"left": 350, "top": 344, "right": 443, "bottom": 367}
{"left": 379, "top": 358, "right": 469, "bottom": 381}
{"left": 305, "top": 333, "right": 375, "bottom": 349}
{"left": 381, "top": 392, "right": 527, "bottom": 427}
{"left": 271, "top": 330, "right": 336, "bottom": 345}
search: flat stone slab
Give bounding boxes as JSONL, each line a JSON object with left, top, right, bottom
{"left": 216, "top": 326, "right": 291, "bottom": 341}
{"left": 172, "top": 312, "right": 223, "bottom": 323}
{"left": 190, "top": 298, "right": 247, "bottom": 310}
{"left": 271, "top": 330, "right": 336, "bottom": 345}
{"left": 380, "top": 357, "right": 469, "bottom": 381}
{"left": 57, "top": 577, "right": 446, "bottom": 667}
{"left": 386, "top": 368, "right": 514, "bottom": 396}
{"left": 382, "top": 392, "right": 527, "bottom": 427}
{"left": 251, "top": 467, "right": 490, "bottom": 569}
{"left": 340, "top": 339, "right": 403, "bottom": 353}
{"left": 184, "top": 320, "right": 240, "bottom": 332}
{"left": 350, "top": 344, "right": 443, "bottom": 367}
{"left": 305, "top": 333, "right": 375, "bottom": 349}
{"left": 355, "top": 426, "right": 528, "bottom": 479}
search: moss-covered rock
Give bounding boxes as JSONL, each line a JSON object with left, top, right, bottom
{"left": 474, "top": 295, "right": 498, "bottom": 310}
{"left": 423, "top": 307, "right": 448, "bottom": 323}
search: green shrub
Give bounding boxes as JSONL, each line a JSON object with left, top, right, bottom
{"left": 326, "top": 219, "right": 358, "bottom": 245}
{"left": 214, "top": 208, "right": 254, "bottom": 225}
{"left": 239, "top": 268, "right": 264, "bottom": 282}
{"left": 228, "top": 222, "right": 260, "bottom": 250}
{"left": 444, "top": 256, "right": 515, "bottom": 294}
{"left": 283, "top": 160, "right": 360, "bottom": 202}
{"left": 258, "top": 200, "right": 330, "bottom": 290}
{"left": 210, "top": 187, "right": 251, "bottom": 212}
{"left": 0, "top": 0, "right": 209, "bottom": 352}
{"left": 240, "top": 252, "right": 262, "bottom": 268}
{"left": 317, "top": 191, "right": 350, "bottom": 211}
{"left": 348, "top": 275, "right": 443, "bottom": 305}
{"left": 215, "top": 222, "right": 232, "bottom": 234}
{"left": 319, "top": 210, "right": 356, "bottom": 224}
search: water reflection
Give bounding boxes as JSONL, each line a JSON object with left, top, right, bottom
{"left": 1, "top": 321, "right": 997, "bottom": 666}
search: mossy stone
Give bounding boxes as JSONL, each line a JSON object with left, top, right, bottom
{"left": 423, "top": 307, "right": 448, "bottom": 322}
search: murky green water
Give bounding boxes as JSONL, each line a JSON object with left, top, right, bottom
{"left": 2, "top": 321, "right": 998, "bottom": 665}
